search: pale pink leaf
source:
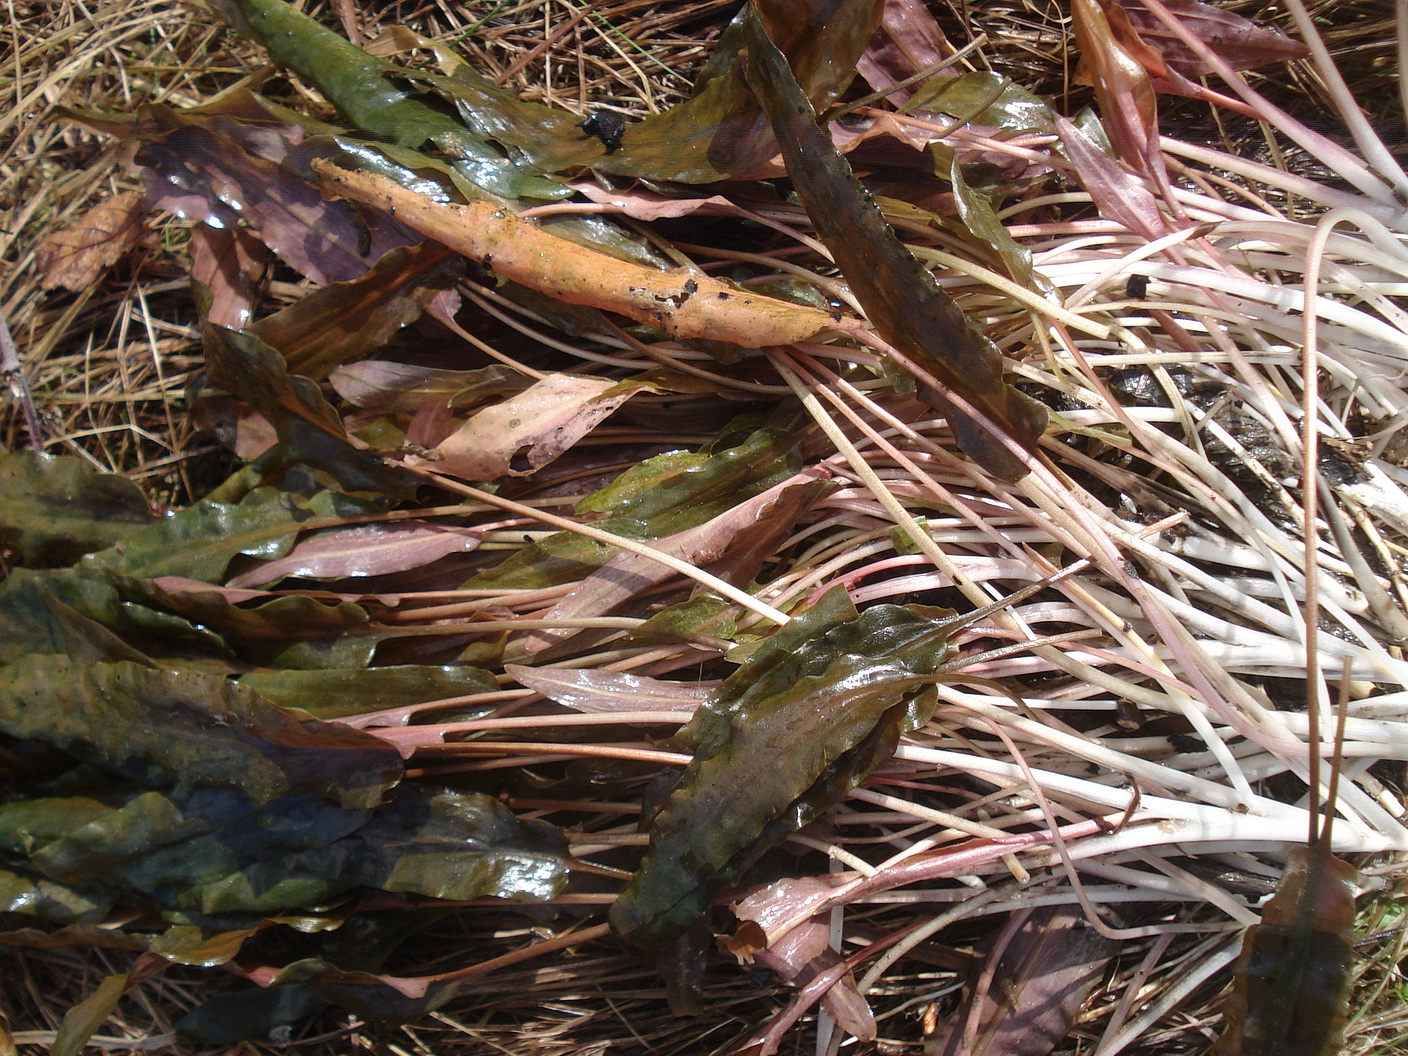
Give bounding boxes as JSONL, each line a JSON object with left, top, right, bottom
{"left": 226, "top": 521, "right": 481, "bottom": 588}
{"left": 413, "top": 374, "right": 640, "bottom": 481}
{"left": 505, "top": 665, "right": 714, "bottom": 713}
{"left": 570, "top": 182, "right": 736, "bottom": 222}
{"left": 1055, "top": 116, "right": 1168, "bottom": 240}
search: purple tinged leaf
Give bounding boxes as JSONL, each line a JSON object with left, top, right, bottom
{"left": 1115, "top": 0, "right": 1308, "bottom": 78}
{"left": 856, "top": 0, "right": 952, "bottom": 106}
{"left": 329, "top": 361, "right": 527, "bottom": 414}
{"left": 189, "top": 224, "right": 269, "bottom": 330}
{"left": 506, "top": 664, "right": 713, "bottom": 714}
{"left": 227, "top": 521, "right": 482, "bottom": 589}
{"left": 1055, "top": 116, "right": 1168, "bottom": 240}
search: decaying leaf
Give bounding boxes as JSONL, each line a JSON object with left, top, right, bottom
{"left": 741, "top": 7, "right": 1046, "bottom": 479}
{"left": 610, "top": 587, "right": 956, "bottom": 951}
{"left": 251, "top": 243, "right": 462, "bottom": 381}
{"left": 312, "top": 161, "right": 852, "bottom": 348}
{"left": 926, "top": 906, "right": 1118, "bottom": 1056}
{"left": 202, "top": 324, "right": 419, "bottom": 499}
{"left": 414, "top": 373, "right": 642, "bottom": 482}
{"left": 0, "top": 452, "right": 155, "bottom": 567}
{"left": 36, "top": 191, "right": 147, "bottom": 293}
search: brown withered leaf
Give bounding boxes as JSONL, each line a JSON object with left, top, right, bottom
{"left": 926, "top": 906, "right": 1117, "bottom": 1056}
{"left": 251, "top": 243, "right": 462, "bottom": 381}
{"left": 37, "top": 191, "right": 147, "bottom": 292}
{"left": 741, "top": 8, "right": 1046, "bottom": 479}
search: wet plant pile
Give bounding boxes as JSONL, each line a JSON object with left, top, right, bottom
{"left": 3, "top": 0, "right": 1408, "bottom": 1053}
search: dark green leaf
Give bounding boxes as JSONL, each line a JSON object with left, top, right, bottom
{"left": 176, "top": 984, "right": 328, "bottom": 1044}
{"left": 238, "top": 664, "right": 496, "bottom": 720}
{"left": 85, "top": 486, "right": 338, "bottom": 583}
{"left": 312, "top": 787, "right": 571, "bottom": 902}
{"left": 0, "top": 453, "right": 154, "bottom": 566}
{"left": 741, "top": 9, "right": 1046, "bottom": 479}
{"left": 0, "top": 657, "right": 403, "bottom": 809}
{"left": 207, "top": 0, "right": 569, "bottom": 200}
{"left": 115, "top": 575, "right": 373, "bottom": 645}
{"left": 0, "top": 568, "right": 156, "bottom": 665}
{"left": 202, "top": 325, "right": 419, "bottom": 499}
{"left": 610, "top": 587, "right": 956, "bottom": 949}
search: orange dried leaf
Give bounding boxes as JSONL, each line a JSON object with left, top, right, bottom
{"left": 311, "top": 160, "right": 850, "bottom": 349}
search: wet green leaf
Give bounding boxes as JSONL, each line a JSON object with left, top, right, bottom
{"left": 949, "top": 160, "right": 1049, "bottom": 294}
{"left": 0, "top": 453, "right": 154, "bottom": 567}
{"left": 741, "top": 9, "right": 1046, "bottom": 479}
{"left": 468, "top": 429, "right": 799, "bottom": 590}
{"left": 408, "top": 0, "right": 885, "bottom": 184}
{"left": 0, "top": 657, "right": 403, "bottom": 809}
{"left": 903, "top": 71, "right": 1055, "bottom": 132}
{"left": 252, "top": 243, "right": 463, "bottom": 381}
{"left": 0, "top": 784, "right": 569, "bottom": 932}
{"left": 86, "top": 486, "right": 338, "bottom": 583}
{"left": 207, "top": 0, "right": 569, "bottom": 200}
{"left": 0, "top": 568, "right": 152, "bottom": 665}
{"left": 238, "top": 664, "right": 496, "bottom": 720}
{"left": 202, "top": 325, "right": 419, "bottom": 499}
{"left": 610, "top": 587, "right": 956, "bottom": 950}
{"left": 51, "top": 972, "right": 128, "bottom": 1056}
{"left": 115, "top": 575, "right": 373, "bottom": 646}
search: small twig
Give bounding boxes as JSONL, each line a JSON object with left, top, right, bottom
{"left": 0, "top": 306, "right": 43, "bottom": 451}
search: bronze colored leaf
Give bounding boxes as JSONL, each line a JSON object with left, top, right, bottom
{"left": 741, "top": 7, "right": 1045, "bottom": 479}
